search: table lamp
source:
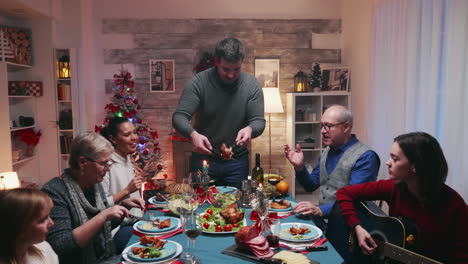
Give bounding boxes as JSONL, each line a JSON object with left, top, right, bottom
{"left": 0, "top": 171, "right": 20, "bottom": 190}
{"left": 263, "top": 88, "right": 284, "bottom": 169}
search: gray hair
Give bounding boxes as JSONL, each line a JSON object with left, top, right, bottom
{"left": 69, "top": 132, "right": 114, "bottom": 169}
{"left": 330, "top": 104, "right": 353, "bottom": 126}
{"left": 214, "top": 38, "right": 245, "bottom": 63}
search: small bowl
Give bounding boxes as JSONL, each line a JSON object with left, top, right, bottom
{"left": 167, "top": 194, "right": 199, "bottom": 216}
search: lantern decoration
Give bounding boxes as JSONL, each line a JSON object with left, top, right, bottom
{"left": 294, "top": 70, "right": 307, "bottom": 92}
{"left": 58, "top": 55, "right": 70, "bottom": 78}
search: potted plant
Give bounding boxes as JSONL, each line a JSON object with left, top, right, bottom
{"left": 15, "top": 128, "right": 41, "bottom": 157}
{"left": 309, "top": 63, "right": 322, "bottom": 92}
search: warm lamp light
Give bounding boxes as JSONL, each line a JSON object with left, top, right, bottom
{"left": 294, "top": 70, "right": 307, "bottom": 92}
{"left": 0, "top": 172, "right": 20, "bottom": 190}
{"left": 263, "top": 88, "right": 284, "bottom": 169}
{"left": 58, "top": 55, "right": 71, "bottom": 78}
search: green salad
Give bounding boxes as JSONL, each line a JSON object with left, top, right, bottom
{"left": 214, "top": 193, "right": 238, "bottom": 208}
{"left": 198, "top": 206, "right": 245, "bottom": 232}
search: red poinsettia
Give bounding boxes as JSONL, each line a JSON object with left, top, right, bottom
{"left": 193, "top": 52, "right": 217, "bottom": 73}
{"left": 16, "top": 128, "right": 42, "bottom": 146}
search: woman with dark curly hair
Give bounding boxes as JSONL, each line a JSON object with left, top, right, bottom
{"left": 337, "top": 132, "right": 468, "bottom": 263}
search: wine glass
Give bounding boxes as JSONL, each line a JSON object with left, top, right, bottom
{"left": 267, "top": 168, "right": 281, "bottom": 199}
{"left": 180, "top": 212, "right": 202, "bottom": 263}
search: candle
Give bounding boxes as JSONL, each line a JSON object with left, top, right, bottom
{"left": 202, "top": 160, "right": 209, "bottom": 175}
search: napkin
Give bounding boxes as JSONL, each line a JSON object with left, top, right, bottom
{"left": 279, "top": 238, "right": 327, "bottom": 254}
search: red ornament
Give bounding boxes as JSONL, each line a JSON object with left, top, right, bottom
{"left": 143, "top": 149, "right": 149, "bottom": 155}
{"left": 163, "top": 174, "right": 168, "bottom": 179}
{"left": 150, "top": 131, "right": 158, "bottom": 139}
{"left": 133, "top": 99, "right": 139, "bottom": 104}
{"left": 137, "top": 105, "right": 141, "bottom": 110}
{"left": 139, "top": 139, "right": 146, "bottom": 144}
{"left": 137, "top": 119, "right": 142, "bottom": 123}
{"left": 157, "top": 164, "right": 163, "bottom": 170}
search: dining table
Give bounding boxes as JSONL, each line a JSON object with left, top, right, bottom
{"left": 121, "top": 195, "right": 344, "bottom": 264}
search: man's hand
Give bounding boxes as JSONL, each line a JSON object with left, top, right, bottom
{"left": 354, "top": 225, "right": 377, "bottom": 255}
{"left": 293, "top": 201, "right": 323, "bottom": 217}
{"left": 190, "top": 131, "right": 213, "bottom": 155}
{"left": 121, "top": 197, "right": 145, "bottom": 210}
{"left": 236, "top": 126, "right": 252, "bottom": 147}
{"left": 284, "top": 144, "right": 305, "bottom": 171}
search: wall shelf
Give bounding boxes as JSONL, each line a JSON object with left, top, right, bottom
{"left": 13, "top": 155, "right": 36, "bottom": 166}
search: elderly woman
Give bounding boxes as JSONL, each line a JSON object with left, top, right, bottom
{"left": 42, "top": 132, "right": 145, "bottom": 264}
{"left": 100, "top": 117, "right": 143, "bottom": 252}
{"left": 0, "top": 188, "right": 58, "bottom": 264}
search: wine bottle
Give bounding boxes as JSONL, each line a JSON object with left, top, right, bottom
{"left": 252, "top": 153, "right": 264, "bottom": 185}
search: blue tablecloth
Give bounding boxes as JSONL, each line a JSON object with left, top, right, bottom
{"left": 123, "top": 202, "right": 343, "bottom": 264}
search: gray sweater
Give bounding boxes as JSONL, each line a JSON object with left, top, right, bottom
{"left": 172, "top": 67, "right": 265, "bottom": 150}
{"left": 42, "top": 176, "right": 115, "bottom": 264}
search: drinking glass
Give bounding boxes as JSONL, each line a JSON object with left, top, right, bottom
{"left": 266, "top": 218, "right": 281, "bottom": 249}
{"left": 180, "top": 212, "right": 202, "bottom": 263}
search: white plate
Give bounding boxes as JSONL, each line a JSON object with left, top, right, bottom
{"left": 201, "top": 218, "right": 247, "bottom": 234}
{"left": 148, "top": 196, "right": 167, "bottom": 205}
{"left": 278, "top": 222, "right": 323, "bottom": 242}
{"left": 269, "top": 200, "right": 297, "bottom": 212}
{"left": 133, "top": 222, "right": 182, "bottom": 236}
{"left": 122, "top": 240, "right": 182, "bottom": 264}
{"left": 135, "top": 217, "right": 180, "bottom": 233}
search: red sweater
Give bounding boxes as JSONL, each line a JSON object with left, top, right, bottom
{"left": 336, "top": 179, "right": 468, "bottom": 264}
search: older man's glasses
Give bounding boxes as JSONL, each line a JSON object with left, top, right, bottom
{"left": 320, "top": 122, "right": 346, "bottom": 131}
{"left": 86, "top": 157, "right": 115, "bottom": 170}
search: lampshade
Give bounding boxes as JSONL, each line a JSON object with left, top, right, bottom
{"left": 0, "top": 172, "right": 20, "bottom": 190}
{"left": 263, "top": 88, "right": 284, "bottom": 113}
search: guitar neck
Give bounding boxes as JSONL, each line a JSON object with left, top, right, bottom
{"left": 376, "top": 240, "right": 444, "bottom": 264}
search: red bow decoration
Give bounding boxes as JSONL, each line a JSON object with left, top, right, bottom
{"left": 195, "top": 185, "right": 217, "bottom": 204}
{"left": 250, "top": 210, "right": 278, "bottom": 229}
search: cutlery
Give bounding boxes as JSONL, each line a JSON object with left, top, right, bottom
{"left": 155, "top": 192, "right": 169, "bottom": 202}
{"left": 279, "top": 243, "right": 328, "bottom": 252}
{"left": 128, "top": 214, "right": 154, "bottom": 222}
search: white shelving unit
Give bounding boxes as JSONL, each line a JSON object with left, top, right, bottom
{"left": 54, "top": 48, "right": 78, "bottom": 172}
{"left": 286, "top": 91, "right": 351, "bottom": 197}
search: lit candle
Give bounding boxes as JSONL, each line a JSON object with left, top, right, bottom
{"left": 202, "top": 160, "right": 209, "bottom": 175}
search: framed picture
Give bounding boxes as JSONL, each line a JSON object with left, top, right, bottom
{"left": 149, "top": 59, "right": 175, "bottom": 93}
{"left": 254, "top": 59, "right": 280, "bottom": 88}
{"left": 321, "top": 66, "right": 350, "bottom": 92}
{"left": 0, "top": 26, "right": 33, "bottom": 65}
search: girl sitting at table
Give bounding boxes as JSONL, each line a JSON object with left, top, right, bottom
{"left": 0, "top": 188, "right": 58, "bottom": 264}
{"left": 42, "top": 132, "right": 145, "bottom": 264}
{"left": 336, "top": 132, "right": 468, "bottom": 263}
{"left": 100, "top": 117, "right": 144, "bottom": 252}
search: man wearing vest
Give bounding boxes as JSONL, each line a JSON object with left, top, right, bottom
{"left": 284, "top": 105, "right": 380, "bottom": 229}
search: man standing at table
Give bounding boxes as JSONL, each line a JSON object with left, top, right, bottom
{"left": 284, "top": 105, "right": 380, "bottom": 227}
{"left": 173, "top": 38, "right": 265, "bottom": 189}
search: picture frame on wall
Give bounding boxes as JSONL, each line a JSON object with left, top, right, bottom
{"left": 0, "top": 26, "right": 33, "bottom": 65}
{"left": 321, "top": 66, "right": 350, "bottom": 92}
{"left": 149, "top": 59, "right": 175, "bottom": 93}
{"left": 254, "top": 58, "right": 280, "bottom": 88}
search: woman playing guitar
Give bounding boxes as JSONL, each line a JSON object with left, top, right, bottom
{"left": 336, "top": 132, "right": 468, "bottom": 264}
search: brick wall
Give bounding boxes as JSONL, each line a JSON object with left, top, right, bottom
{"left": 102, "top": 18, "right": 341, "bottom": 183}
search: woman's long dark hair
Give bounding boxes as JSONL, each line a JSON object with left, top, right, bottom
{"left": 100, "top": 117, "right": 131, "bottom": 144}
{"left": 394, "top": 132, "right": 448, "bottom": 205}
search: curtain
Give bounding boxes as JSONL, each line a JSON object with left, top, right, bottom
{"left": 369, "top": 0, "right": 468, "bottom": 201}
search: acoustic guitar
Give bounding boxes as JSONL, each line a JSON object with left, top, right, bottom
{"left": 326, "top": 201, "right": 444, "bottom": 264}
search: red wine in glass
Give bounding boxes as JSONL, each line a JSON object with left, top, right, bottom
{"left": 268, "top": 176, "right": 280, "bottom": 186}
{"left": 267, "top": 235, "right": 279, "bottom": 248}
{"left": 184, "top": 229, "right": 201, "bottom": 239}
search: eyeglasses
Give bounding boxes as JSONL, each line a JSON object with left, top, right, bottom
{"left": 85, "top": 157, "right": 115, "bottom": 170}
{"left": 320, "top": 122, "right": 346, "bottom": 131}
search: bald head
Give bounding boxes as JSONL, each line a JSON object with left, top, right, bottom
{"left": 324, "top": 105, "right": 353, "bottom": 127}
{"left": 321, "top": 105, "right": 353, "bottom": 148}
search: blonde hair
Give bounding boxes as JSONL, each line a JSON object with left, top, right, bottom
{"left": 69, "top": 132, "right": 114, "bottom": 169}
{"left": 0, "top": 188, "right": 53, "bottom": 263}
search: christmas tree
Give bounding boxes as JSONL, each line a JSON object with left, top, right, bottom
{"left": 309, "top": 63, "right": 322, "bottom": 89}
{"left": 95, "top": 70, "right": 167, "bottom": 189}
